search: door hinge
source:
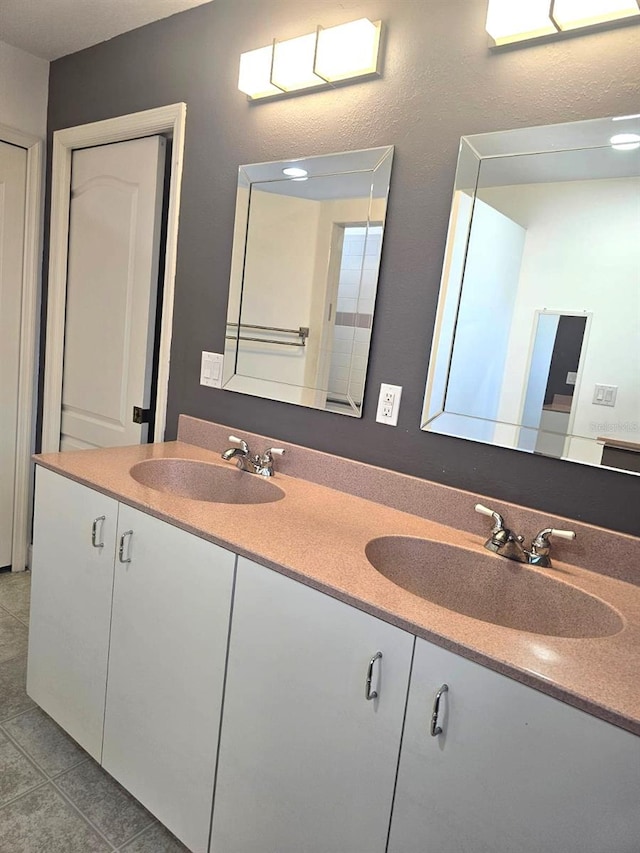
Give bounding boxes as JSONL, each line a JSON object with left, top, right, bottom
{"left": 132, "top": 406, "right": 151, "bottom": 425}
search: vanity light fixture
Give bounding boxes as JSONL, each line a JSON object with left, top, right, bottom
{"left": 237, "top": 18, "right": 383, "bottom": 101}
{"left": 486, "top": 0, "right": 640, "bottom": 46}
{"left": 314, "top": 18, "right": 382, "bottom": 83}
{"left": 551, "top": 0, "right": 640, "bottom": 30}
{"left": 238, "top": 45, "right": 283, "bottom": 100}
{"left": 282, "top": 167, "right": 308, "bottom": 177}
{"left": 486, "top": 0, "right": 558, "bottom": 45}
{"left": 271, "top": 32, "right": 325, "bottom": 92}
{"left": 610, "top": 132, "right": 640, "bottom": 150}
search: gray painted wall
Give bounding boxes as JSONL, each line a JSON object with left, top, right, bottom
{"left": 45, "top": 0, "right": 640, "bottom": 535}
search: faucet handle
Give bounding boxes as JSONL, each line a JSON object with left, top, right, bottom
{"left": 227, "top": 435, "right": 249, "bottom": 453}
{"left": 255, "top": 446, "right": 285, "bottom": 477}
{"left": 474, "top": 503, "right": 505, "bottom": 534}
{"left": 532, "top": 528, "right": 576, "bottom": 548}
{"left": 263, "top": 447, "right": 285, "bottom": 460}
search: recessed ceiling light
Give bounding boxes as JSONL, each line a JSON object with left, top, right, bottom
{"left": 283, "top": 167, "right": 308, "bottom": 177}
{"left": 610, "top": 133, "right": 640, "bottom": 151}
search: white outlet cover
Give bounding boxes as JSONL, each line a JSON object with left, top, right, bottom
{"left": 376, "top": 383, "right": 402, "bottom": 426}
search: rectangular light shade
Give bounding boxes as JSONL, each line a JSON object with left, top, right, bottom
{"left": 486, "top": 0, "right": 557, "bottom": 44}
{"left": 271, "top": 33, "right": 324, "bottom": 92}
{"left": 552, "top": 0, "right": 640, "bottom": 30}
{"left": 314, "top": 19, "right": 382, "bottom": 83}
{"left": 238, "top": 46, "right": 282, "bottom": 99}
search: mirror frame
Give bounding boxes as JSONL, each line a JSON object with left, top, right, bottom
{"left": 223, "top": 146, "right": 394, "bottom": 416}
{"left": 421, "top": 114, "right": 640, "bottom": 475}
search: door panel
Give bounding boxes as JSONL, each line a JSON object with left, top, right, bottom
{"left": 388, "top": 637, "right": 640, "bottom": 853}
{"left": 211, "top": 556, "right": 414, "bottom": 853}
{"left": 0, "top": 140, "right": 27, "bottom": 567}
{"left": 61, "top": 136, "right": 166, "bottom": 450}
{"left": 26, "top": 468, "right": 118, "bottom": 760}
{"left": 103, "top": 506, "right": 236, "bottom": 853}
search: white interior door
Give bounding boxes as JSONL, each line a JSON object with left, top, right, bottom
{"left": 60, "top": 135, "right": 166, "bottom": 451}
{"left": 0, "top": 140, "right": 27, "bottom": 567}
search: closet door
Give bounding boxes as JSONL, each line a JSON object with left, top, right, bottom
{"left": 0, "top": 140, "right": 27, "bottom": 567}
{"left": 60, "top": 136, "right": 166, "bottom": 451}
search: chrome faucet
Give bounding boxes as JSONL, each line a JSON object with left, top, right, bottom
{"left": 475, "top": 504, "right": 528, "bottom": 563}
{"left": 221, "top": 435, "right": 285, "bottom": 477}
{"left": 474, "top": 504, "right": 575, "bottom": 568}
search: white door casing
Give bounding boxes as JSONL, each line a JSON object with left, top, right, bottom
{"left": 0, "top": 123, "right": 43, "bottom": 573}
{"left": 42, "top": 103, "right": 187, "bottom": 453}
{"left": 0, "top": 140, "right": 27, "bottom": 567}
{"left": 60, "top": 136, "right": 166, "bottom": 450}
{"left": 0, "top": 124, "right": 44, "bottom": 571}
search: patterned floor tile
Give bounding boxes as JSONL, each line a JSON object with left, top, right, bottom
{"left": 56, "top": 759, "right": 155, "bottom": 847}
{"left": 0, "top": 783, "right": 111, "bottom": 852}
{"left": 3, "top": 707, "right": 88, "bottom": 777}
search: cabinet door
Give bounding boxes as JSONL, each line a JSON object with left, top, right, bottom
{"left": 27, "top": 467, "right": 118, "bottom": 760}
{"left": 103, "top": 504, "right": 235, "bottom": 853}
{"left": 388, "top": 637, "right": 640, "bottom": 853}
{"left": 210, "top": 556, "right": 414, "bottom": 853}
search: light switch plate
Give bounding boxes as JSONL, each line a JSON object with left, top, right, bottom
{"left": 200, "top": 352, "right": 224, "bottom": 388}
{"left": 593, "top": 384, "right": 617, "bottom": 407}
{"left": 376, "top": 383, "right": 402, "bottom": 426}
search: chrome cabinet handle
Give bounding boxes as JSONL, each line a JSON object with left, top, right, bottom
{"left": 91, "top": 516, "right": 105, "bottom": 549}
{"left": 118, "top": 530, "right": 133, "bottom": 564}
{"left": 365, "top": 651, "right": 383, "bottom": 701}
{"left": 431, "top": 684, "right": 449, "bottom": 737}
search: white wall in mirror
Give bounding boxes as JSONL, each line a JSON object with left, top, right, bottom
{"left": 422, "top": 115, "right": 640, "bottom": 475}
{"left": 223, "top": 146, "right": 393, "bottom": 416}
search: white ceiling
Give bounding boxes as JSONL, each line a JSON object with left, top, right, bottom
{"left": 0, "top": 0, "right": 213, "bottom": 61}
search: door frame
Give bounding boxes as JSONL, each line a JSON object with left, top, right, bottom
{"left": 517, "top": 309, "right": 593, "bottom": 453}
{"left": 41, "top": 103, "right": 187, "bottom": 453}
{"left": 0, "top": 122, "right": 44, "bottom": 573}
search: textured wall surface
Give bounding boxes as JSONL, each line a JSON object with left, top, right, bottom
{"left": 0, "top": 39, "right": 49, "bottom": 136}
{"left": 46, "top": 0, "right": 640, "bottom": 534}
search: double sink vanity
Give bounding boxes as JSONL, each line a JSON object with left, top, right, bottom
{"left": 26, "top": 415, "right": 640, "bottom": 853}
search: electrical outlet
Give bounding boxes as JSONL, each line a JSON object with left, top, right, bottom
{"left": 376, "top": 383, "right": 402, "bottom": 426}
{"left": 200, "top": 352, "right": 224, "bottom": 388}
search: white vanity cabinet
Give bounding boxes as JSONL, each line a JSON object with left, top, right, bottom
{"left": 28, "top": 466, "right": 119, "bottom": 760}
{"left": 388, "top": 637, "right": 640, "bottom": 853}
{"left": 27, "top": 467, "right": 236, "bottom": 853}
{"left": 209, "top": 556, "right": 415, "bottom": 853}
{"left": 28, "top": 467, "right": 640, "bottom": 853}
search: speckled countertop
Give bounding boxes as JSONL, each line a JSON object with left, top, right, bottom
{"left": 34, "top": 437, "right": 640, "bottom": 737}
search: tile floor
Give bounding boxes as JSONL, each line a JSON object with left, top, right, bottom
{"left": 0, "top": 569, "right": 190, "bottom": 852}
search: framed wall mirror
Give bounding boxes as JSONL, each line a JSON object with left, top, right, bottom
{"left": 223, "top": 146, "right": 394, "bottom": 416}
{"left": 422, "top": 114, "right": 640, "bottom": 475}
